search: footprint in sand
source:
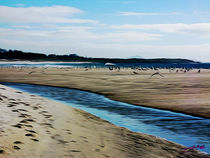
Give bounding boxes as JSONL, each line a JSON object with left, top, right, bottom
{"left": 31, "top": 138, "right": 39, "bottom": 142}
{"left": 25, "top": 119, "right": 35, "bottom": 122}
{"left": 9, "top": 101, "right": 18, "bottom": 104}
{"left": 40, "top": 123, "right": 54, "bottom": 128}
{"left": 64, "top": 129, "right": 72, "bottom": 134}
{"left": 58, "top": 139, "right": 68, "bottom": 144}
{"left": 39, "top": 111, "right": 49, "bottom": 114}
{"left": 14, "top": 141, "right": 23, "bottom": 144}
{"left": 21, "top": 103, "right": 30, "bottom": 106}
{"left": 25, "top": 133, "right": 35, "bottom": 137}
{"left": 103, "top": 154, "right": 110, "bottom": 157}
{"left": 20, "top": 119, "right": 35, "bottom": 124}
{"left": 80, "top": 136, "right": 87, "bottom": 139}
{"left": 24, "top": 124, "right": 33, "bottom": 128}
{"left": 8, "top": 104, "right": 16, "bottom": 107}
{"left": 48, "top": 119, "right": 54, "bottom": 122}
{"left": 12, "top": 110, "right": 19, "bottom": 112}
{"left": 0, "top": 129, "right": 5, "bottom": 133}
{"left": 13, "top": 146, "right": 21, "bottom": 150}
{"left": 15, "top": 91, "right": 22, "bottom": 94}
{"left": 0, "top": 149, "right": 5, "bottom": 154}
{"left": 51, "top": 135, "right": 68, "bottom": 144}
{"left": 20, "top": 120, "right": 30, "bottom": 124}
{"left": 45, "top": 130, "right": 51, "bottom": 134}
{"left": 0, "top": 95, "right": 7, "bottom": 99}
{"left": 12, "top": 124, "right": 23, "bottom": 128}
{"left": 25, "top": 130, "right": 36, "bottom": 134}
{"left": 33, "top": 106, "right": 39, "bottom": 110}
{"left": 19, "top": 113, "right": 31, "bottom": 118}
{"left": 70, "top": 150, "right": 81, "bottom": 152}
{"left": 17, "top": 109, "right": 28, "bottom": 112}
{"left": 43, "top": 114, "right": 52, "bottom": 118}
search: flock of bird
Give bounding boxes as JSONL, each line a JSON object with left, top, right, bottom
{"left": 105, "top": 65, "right": 201, "bottom": 77}
{"left": 0, "top": 65, "right": 202, "bottom": 78}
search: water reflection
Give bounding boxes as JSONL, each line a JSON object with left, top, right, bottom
{"left": 2, "top": 82, "right": 210, "bottom": 153}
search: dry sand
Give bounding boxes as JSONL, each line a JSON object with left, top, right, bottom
{"left": 0, "top": 67, "right": 210, "bottom": 118}
{"left": 0, "top": 84, "right": 209, "bottom": 158}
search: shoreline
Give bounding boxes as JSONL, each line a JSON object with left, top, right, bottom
{"left": 0, "top": 84, "right": 209, "bottom": 158}
{"left": 0, "top": 67, "right": 210, "bottom": 118}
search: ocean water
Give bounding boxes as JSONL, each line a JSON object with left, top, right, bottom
{"left": 1, "top": 61, "right": 210, "bottom": 69}
{"left": 3, "top": 82, "right": 210, "bottom": 154}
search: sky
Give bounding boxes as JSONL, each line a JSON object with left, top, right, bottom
{"left": 0, "top": 0, "right": 210, "bottom": 61}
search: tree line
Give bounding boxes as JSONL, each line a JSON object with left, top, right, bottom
{"left": 0, "top": 48, "right": 197, "bottom": 64}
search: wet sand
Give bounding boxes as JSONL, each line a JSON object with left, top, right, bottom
{"left": 0, "top": 84, "right": 209, "bottom": 158}
{"left": 0, "top": 67, "right": 210, "bottom": 118}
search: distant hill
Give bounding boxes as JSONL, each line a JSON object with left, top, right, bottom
{"left": 0, "top": 48, "right": 199, "bottom": 64}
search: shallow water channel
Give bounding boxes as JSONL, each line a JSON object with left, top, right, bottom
{"left": 2, "top": 82, "right": 210, "bottom": 153}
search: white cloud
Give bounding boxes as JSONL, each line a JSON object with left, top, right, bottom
{"left": 0, "top": 5, "right": 98, "bottom": 24}
{"left": 12, "top": 25, "right": 35, "bottom": 29}
{"left": 0, "top": 27, "right": 161, "bottom": 43}
{"left": 99, "top": 31, "right": 162, "bottom": 42}
{"left": 111, "top": 23, "right": 210, "bottom": 37}
{"left": 193, "top": 11, "right": 210, "bottom": 18}
{"left": 118, "top": 12, "right": 179, "bottom": 16}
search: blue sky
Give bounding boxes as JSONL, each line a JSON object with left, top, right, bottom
{"left": 0, "top": 0, "right": 210, "bottom": 61}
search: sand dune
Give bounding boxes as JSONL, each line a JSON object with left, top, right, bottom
{"left": 0, "top": 84, "right": 209, "bottom": 158}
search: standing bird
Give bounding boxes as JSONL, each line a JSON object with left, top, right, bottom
{"left": 133, "top": 71, "right": 139, "bottom": 75}
{"left": 28, "top": 71, "right": 35, "bottom": 74}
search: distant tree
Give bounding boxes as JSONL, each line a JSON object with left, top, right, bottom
{"left": 69, "top": 54, "right": 79, "bottom": 58}
{"left": 0, "top": 48, "right": 7, "bottom": 53}
{"left": 48, "top": 54, "right": 56, "bottom": 57}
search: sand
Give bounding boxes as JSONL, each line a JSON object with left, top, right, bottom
{"left": 0, "top": 67, "right": 210, "bottom": 118}
{"left": 0, "top": 84, "right": 209, "bottom": 158}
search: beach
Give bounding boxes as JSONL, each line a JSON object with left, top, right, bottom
{"left": 0, "top": 67, "right": 210, "bottom": 118}
{"left": 0, "top": 84, "right": 209, "bottom": 158}
{"left": 1, "top": 0, "right": 210, "bottom": 157}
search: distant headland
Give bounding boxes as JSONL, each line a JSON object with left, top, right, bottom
{"left": 0, "top": 48, "right": 199, "bottom": 64}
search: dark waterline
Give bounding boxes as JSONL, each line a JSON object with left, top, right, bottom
{"left": 2, "top": 82, "right": 210, "bottom": 153}
{"left": 2, "top": 62, "right": 210, "bottom": 69}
